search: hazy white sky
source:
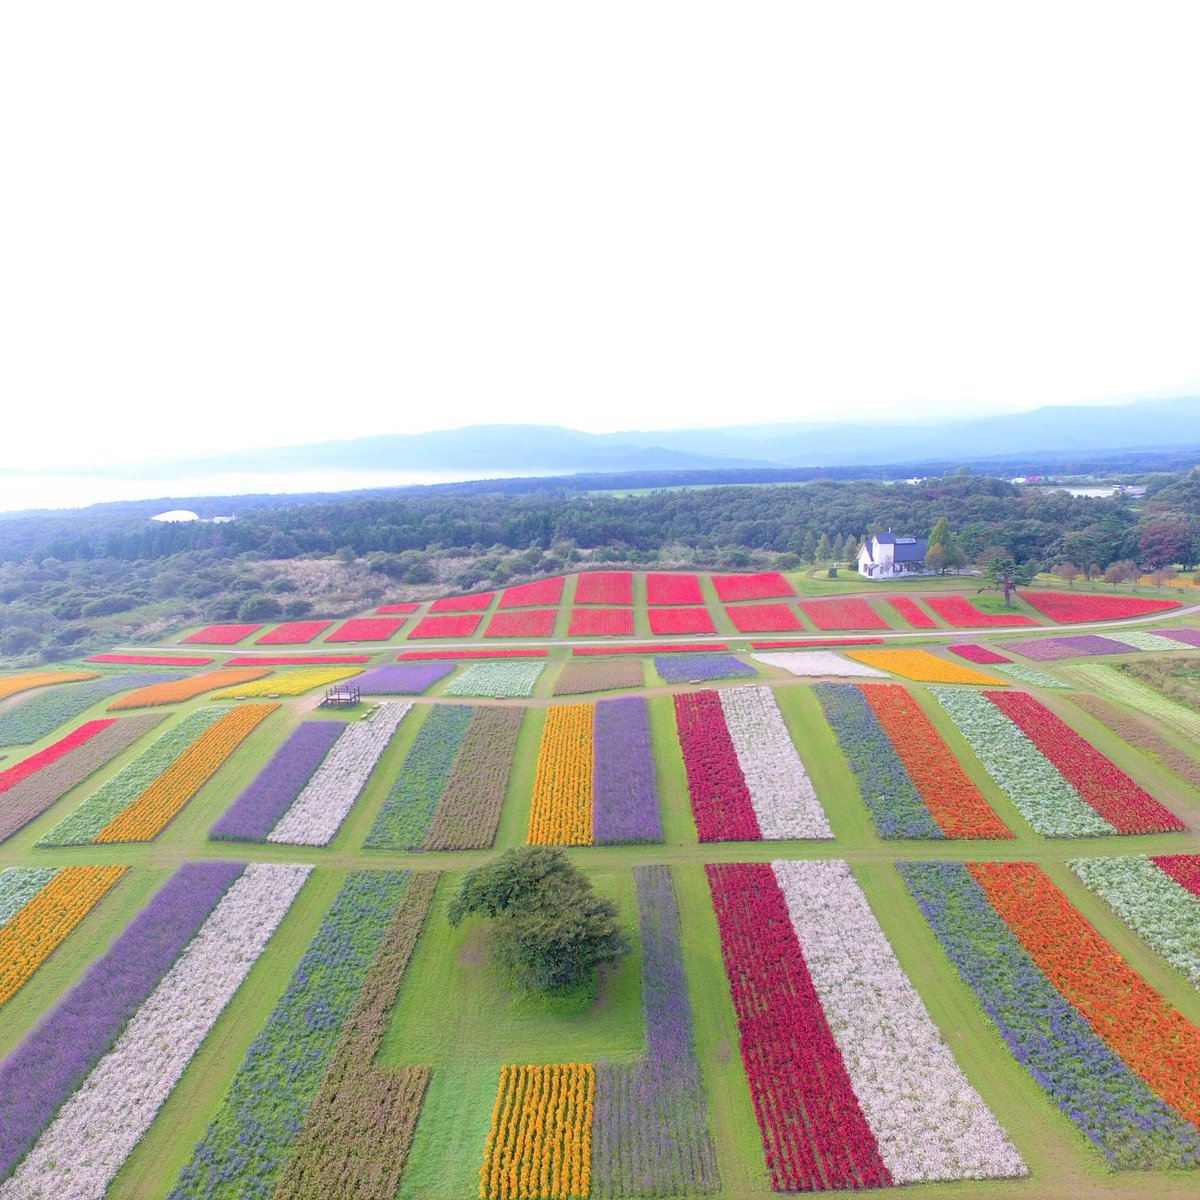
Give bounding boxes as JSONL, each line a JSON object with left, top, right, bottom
{"left": 2, "top": 2, "right": 1199, "bottom": 473}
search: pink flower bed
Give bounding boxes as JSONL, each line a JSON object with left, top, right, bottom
{"left": 799, "top": 599, "right": 889, "bottom": 631}
{"left": 949, "top": 644, "right": 1012, "bottom": 664}
{"left": 254, "top": 621, "right": 333, "bottom": 645}
{"left": 712, "top": 572, "right": 795, "bottom": 602}
{"left": 646, "top": 573, "right": 703, "bottom": 605}
{"left": 924, "top": 597, "right": 1037, "bottom": 628}
{"left": 887, "top": 596, "right": 937, "bottom": 628}
{"left": 181, "top": 624, "right": 262, "bottom": 645}
{"left": 497, "top": 577, "right": 564, "bottom": 608}
{"left": 573, "top": 643, "right": 729, "bottom": 655}
{"left": 429, "top": 592, "right": 494, "bottom": 613}
{"left": 574, "top": 571, "right": 633, "bottom": 605}
{"left": 1020, "top": 591, "right": 1182, "bottom": 623}
{"left": 375, "top": 602, "right": 420, "bottom": 614}
{"left": 483, "top": 609, "right": 557, "bottom": 638}
{"left": 406, "top": 614, "right": 482, "bottom": 639}
{"left": 725, "top": 604, "right": 803, "bottom": 633}
{"left": 324, "top": 617, "right": 407, "bottom": 642}
{"left": 648, "top": 608, "right": 716, "bottom": 635}
{"left": 567, "top": 608, "right": 635, "bottom": 636}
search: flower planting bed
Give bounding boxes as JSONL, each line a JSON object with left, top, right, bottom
{"left": 398, "top": 647, "right": 547, "bottom": 660}
{"left": 266, "top": 703, "right": 411, "bottom": 846}
{"left": 845, "top": 648, "right": 1004, "bottom": 685}
{"left": 673, "top": 692, "right": 759, "bottom": 841}
{"left": 212, "top": 665, "right": 361, "bottom": 697}
{"left": 1095, "top": 629, "right": 1189, "bottom": 652}
{"left": 995, "top": 664, "right": 1070, "bottom": 688}
{"left": 750, "top": 638, "right": 883, "bottom": 648}
{"left": 1070, "top": 693, "right": 1200, "bottom": 789}
{"left": 375, "top": 602, "right": 420, "bottom": 614}
{"left": 724, "top": 603, "right": 803, "bottom": 633}
{"left": 900, "top": 861, "right": 1200, "bottom": 1168}
{"left": 527, "top": 703, "right": 594, "bottom": 845}
{"left": 751, "top": 650, "right": 888, "bottom": 677}
{"left": 567, "top": 607, "right": 635, "bottom": 636}
{"left": 0, "top": 670, "right": 97, "bottom": 702}
{"left": 0, "top": 672, "right": 180, "bottom": 744}
{"left": 648, "top": 606, "right": 716, "bottom": 635}
{"left": 482, "top": 608, "right": 557, "bottom": 638}
{"left": 948, "top": 644, "right": 1012, "bottom": 664}
{"left": 253, "top": 621, "right": 333, "bottom": 645}
{"left": 1069, "top": 662, "right": 1200, "bottom": 740}
{"left": 654, "top": 652, "right": 755, "bottom": 683}
{"left": 497, "top": 577, "right": 565, "bottom": 607}
{"left": 645, "top": 572, "right": 703, "bottom": 605}
{"left": 573, "top": 643, "right": 729, "bottom": 655}
{"left": 1001, "top": 634, "right": 1137, "bottom": 660}
{"left": 798, "top": 598, "right": 889, "bottom": 630}
{"left": 1157, "top": 627, "right": 1200, "bottom": 648}
{"left": 181, "top": 624, "right": 263, "bottom": 645}
{"left": 86, "top": 654, "right": 213, "bottom": 666}
{"left": 443, "top": 661, "right": 545, "bottom": 697}
{"left": 552, "top": 659, "right": 644, "bottom": 696}
{"left": 707, "top": 861, "right": 1023, "bottom": 1191}
{"left": 355, "top": 662, "right": 455, "bottom": 694}
{"left": 406, "top": 613, "right": 483, "bottom": 639}
{"left": 886, "top": 596, "right": 937, "bottom": 628}
{"left": 1020, "top": 591, "right": 1181, "bottom": 623}
{"left": 325, "top": 616, "right": 408, "bottom": 642}
{"left": 224, "top": 654, "right": 371, "bottom": 665}
{"left": 107, "top": 667, "right": 271, "bottom": 709}
{"left": 923, "top": 597, "right": 1037, "bottom": 628}
{"left": 429, "top": 592, "right": 494, "bottom": 612}
{"left": 575, "top": 571, "right": 633, "bottom": 605}
{"left": 711, "top": 572, "right": 794, "bottom": 602}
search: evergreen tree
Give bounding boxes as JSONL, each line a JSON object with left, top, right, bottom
{"left": 815, "top": 533, "right": 832, "bottom": 563}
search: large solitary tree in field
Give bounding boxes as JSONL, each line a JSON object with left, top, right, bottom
{"left": 979, "top": 555, "right": 1033, "bottom": 606}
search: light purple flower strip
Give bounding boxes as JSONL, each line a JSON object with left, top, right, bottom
{"left": 593, "top": 697, "right": 662, "bottom": 844}
{"left": 210, "top": 722, "right": 343, "bottom": 841}
{"left": 354, "top": 663, "right": 454, "bottom": 694}
{"left": 0, "top": 861, "right": 244, "bottom": 1179}
{"left": 1156, "top": 628, "right": 1200, "bottom": 648}
{"left": 1002, "top": 635, "right": 1137, "bottom": 660}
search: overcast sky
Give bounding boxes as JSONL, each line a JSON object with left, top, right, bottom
{"left": 3, "top": 2, "right": 1199, "bottom": 476}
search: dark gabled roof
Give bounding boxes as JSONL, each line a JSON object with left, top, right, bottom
{"left": 871, "top": 531, "right": 927, "bottom": 561}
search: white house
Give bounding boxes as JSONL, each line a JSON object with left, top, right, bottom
{"left": 857, "top": 530, "right": 928, "bottom": 580}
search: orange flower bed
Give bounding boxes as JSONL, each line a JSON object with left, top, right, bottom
{"left": 0, "top": 671, "right": 97, "bottom": 702}
{"left": 107, "top": 668, "right": 271, "bottom": 709}
{"left": 971, "top": 861, "right": 1200, "bottom": 1126}
{"left": 480, "top": 1063, "right": 594, "bottom": 1200}
{"left": 527, "top": 705, "right": 593, "bottom": 846}
{"left": 0, "top": 865, "right": 124, "bottom": 1007}
{"left": 94, "top": 703, "right": 277, "bottom": 842}
{"left": 859, "top": 685, "right": 1011, "bottom": 838}
{"left": 845, "top": 649, "right": 1004, "bottom": 685}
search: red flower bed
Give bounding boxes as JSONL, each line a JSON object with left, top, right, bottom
{"left": 648, "top": 608, "right": 716, "bottom": 635}
{"left": 672, "top": 692, "right": 760, "bottom": 841}
{"left": 375, "top": 602, "right": 420, "bottom": 614}
{"left": 886, "top": 596, "right": 937, "bottom": 628}
{"left": 0, "top": 720, "right": 115, "bottom": 795}
{"left": 798, "top": 599, "right": 889, "bottom": 631}
{"left": 725, "top": 604, "right": 803, "bottom": 633}
{"left": 711, "top": 572, "right": 795, "bottom": 602}
{"left": 254, "top": 621, "right": 333, "bottom": 645}
{"left": 749, "top": 639, "right": 883, "bottom": 649}
{"left": 705, "top": 862, "right": 889, "bottom": 1191}
{"left": 429, "top": 592, "right": 494, "bottom": 613}
{"left": 924, "top": 597, "right": 1037, "bottom": 628}
{"left": 497, "top": 577, "right": 565, "bottom": 608}
{"left": 225, "top": 654, "right": 372, "bottom": 666}
{"left": 181, "top": 624, "right": 262, "bottom": 645}
{"left": 324, "top": 617, "right": 407, "bottom": 642}
{"left": 567, "top": 607, "right": 634, "bottom": 637}
{"left": 1020, "top": 591, "right": 1182, "bottom": 624}
{"left": 406, "top": 614, "right": 482, "bottom": 639}
{"left": 574, "top": 571, "right": 632, "bottom": 605}
{"left": 573, "top": 643, "right": 729, "bottom": 656}
{"left": 646, "top": 573, "right": 703, "bottom": 605}
{"left": 948, "top": 644, "right": 1012, "bottom": 664}
{"left": 483, "top": 609, "right": 556, "bottom": 638}
{"left": 986, "top": 690, "right": 1184, "bottom": 834}
{"left": 398, "top": 648, "right": 548, "bottom": 660}
{"left": 86, "top": 654, "right": 214, "bottom": 666}
{"left": 1152, "top": 854, "right": 1200, "bottom": 898}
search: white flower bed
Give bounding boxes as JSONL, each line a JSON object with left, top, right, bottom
{"left": 267, "top": 703, "right": 411, "bottom": 845}
{"left": 718, "top": 687, "right": 832, "bottom": 839}
{"left": 751, "top": 651, "right": 888, "bottom": 678}
{"left": 1070, "top": 856, "right": 1200, "bottom": 986}
{"left": 2, "top": 862, "right": 311, "bottom": 1200}
{"left": 0, "top": 867, "right": 57, "bottom": 928}
{"left": 930, "top": 687, "right": 1114, "bottom": 837}
{"left": 772, "top": 859, "right": 1026, "bottom": 1184}
{"left": 994, "top": 664, "right": 1070, "bottom": 689}
{"left": 442, "top": 661, "right": 545, "bottom": 698}
{"left": 1104, "top": 630, "right": 1188, "bottom": 652}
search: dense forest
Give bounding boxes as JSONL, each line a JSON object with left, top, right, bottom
{"left": 2, "top": 468, "right": 1199, "bottom": 665}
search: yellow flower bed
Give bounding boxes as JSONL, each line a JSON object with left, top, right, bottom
{"left": 480, "top": 1063, "right": 594, "bottom": 1200}
{"left": 527, "top": 704, "right": 593, "bottom": 846}
{"left": 845, "top": 649, "right": 1005, "bottom": 686}
{"left": 108, "top": 667, "right": 271, "bottom": 709}
{"left": 210, "top": 666, "right": 362, "bottom": 698}
{"left": 0, "top": 671, "right": 97, "bottom": 702}
{"left": 94, "top": 703, "right": 277, "bottom": 842}
{"left": 0, "top": 865, "right": 124, "bottom": 1007}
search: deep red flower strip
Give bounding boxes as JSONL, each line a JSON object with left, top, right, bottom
{"left": 86, "top": 654, "right": 214, "bottom": 666}
{"left": 948, "top": 644, "right": 1012, "bottom": 664}
{"left": 923, "top": 597, "right": 1037, "bottom": 628}
{"left": 886, "top": 597, "right": 937, "bottom": 628}
{"left": 1020, "top": 591, "right": 1181, "bottom": 623}
{"left": 0, "top": 720, "right": 116, "bottom": 795}
{"left": 573, "top": 643, "right": 728, "bottom": 655}
{"left": 1150, "top": 854, "right": 1200, "bottom": 898}
{"left": 798, "top": 599, "right": 889, "bottom": 631}
{"left": 749, "top": 639, "right": 883, "bottom": 649}
{"left": 398, "top": 648, "right": 548, "bottom": 660}
{"left": 672, "top": 692, "right": 760, "bottom": 842}
{"left": 224, "top": 655, "right": 371, "bottom": 665}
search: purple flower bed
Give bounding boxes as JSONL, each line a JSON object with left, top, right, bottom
{"left": 593, "top": 697, "right": 662, "bottom": 844}
{"left": 592, "top": 865, "right": 717, "bottom": 1197}
{"left": 1157, "top": 628, "right": 1200, "bottom": 648}
{"left": 1003, "top": 635, "right": 1137, "bottom": 661}
{"left": 210, "top": 721, "right": 342, "bottom": 841}
{"left": 654, "top": 653, "right": 755, "bottom": 684}
{"left": 0, "top": 860, "right": 243, "bottom": 1177}
{"left": 355, "top": 662, "right": 454, "bottom": 694}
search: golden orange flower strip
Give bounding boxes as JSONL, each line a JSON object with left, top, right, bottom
{"left": 0, "top": 671, "right": 97, "bottom": 702}
{"left": 526, "top": 705, "right": 594, "bottom": 846}
{"left": 480, "top": 1063, "right": 594, "bottom": 1199}
{"left": 970, "top": 862, "right": 1200, "bottom": 1126}
{"left": 845, "top": 649, "right": 1004, "bottom": 686}
{"left": 107, "top": 668, "right": 271, "bottom": 709}
{"left": 0, "top": 865, "right": 125, "bottom": 1007}
{"left": 94, "top": 703, "right": 277, "bottom": 843}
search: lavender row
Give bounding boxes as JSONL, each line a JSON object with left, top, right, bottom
{"left": 1002, "top": 635, "right": 1136, "bottom": 661}
{"left": 654, "top": 653, "right": 755, "bottom": 684}
{"left": 355, "top": 662, "right": 454, "bottom": 695}
{"left": 593, "top": 697, "right": 662, "bottom": 845}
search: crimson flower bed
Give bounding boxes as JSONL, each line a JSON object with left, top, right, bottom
{"left": 254, "top": 621, "right": 333, "bottom": 645}
{"left": 673, "top": 692, "right": 760, "bottom": 841}
{"left": 482, "top": 609, "right": 556, "bottom": 638}
{"left": 324, "top": 617, "right": 407, "bottom": 642}
{"left": 924, "top": 597, "right": 1037, "bottom": 628}
{"left": 648, "top": 607, "right": 716, "bottom": 635}
{"left": 225, "top": 655, "right": 371, "bottom": 666}
{"left": 86, "top": 654, "right": 213, "bottom": 666}
{"left": 429, "top": 592, "right": 494, "bottom": 613}
{"left": 725, "top": 604, "right": 803, "bottom": 633}
{"left": 567, "top": 608, "right": 634, "bottom": 637}
{"left": 1020, "top": 591, "right": 1182, "bottom": 623}
{"left": 799, "top": 599, "right": 889, "bottom": 631}
{"left": 949, "top": 644, "right": 1012, "bottom": 664}
{"left": 497, "top": 577, "right": 564, "bottom": 608}
{"left": 573, "top": 643, "right": 728, "bottom": 655}
{"left": 374, "top": 603, "right": 420, "bottom": 614}
{"left": 398, "top": 648, "right": 547, "bottom": 660}
{"left": 886, "top": 596, "right": 937, "bottom": 628}
{"left": 181, "top": 624, "right": 262, "bottom": 645}
{"left": 405, "top": 614, "right": 482, "bottom": 639}
{"left": 646, "top": 573, "right": 703, "bottom": 605}
{"left": 574, "top": 571, "right": 633, "bottom": 605}
{"left": 712, "top": 572, "right": 795, "bottom": 602}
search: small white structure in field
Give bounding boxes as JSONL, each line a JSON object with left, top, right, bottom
{"left": 857, "top": 530, "right": 927, "bottom": 580}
